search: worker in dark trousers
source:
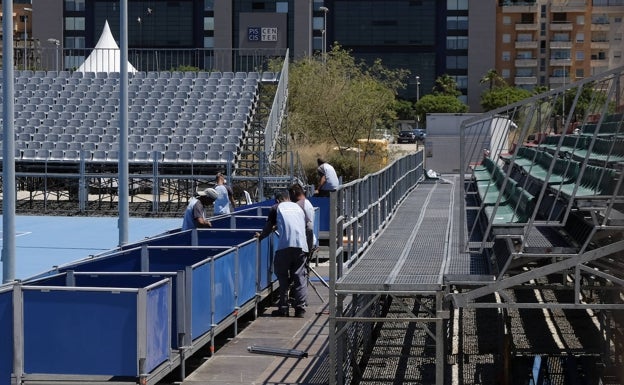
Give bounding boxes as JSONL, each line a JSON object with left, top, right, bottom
{"left": 255, "top": 190, "right": 309, "bottom": 317}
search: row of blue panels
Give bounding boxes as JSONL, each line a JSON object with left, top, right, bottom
{"left": 0, "top": 204, "right": 303, "bottom": 385}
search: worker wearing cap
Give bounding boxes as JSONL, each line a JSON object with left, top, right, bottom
{"left": 182, "top": 187, "right": 218, "bottom": 230}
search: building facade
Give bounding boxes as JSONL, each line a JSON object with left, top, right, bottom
{"left": 495, "top": 0, "right": 623, "bottom": 91}
{"left": 14, "top": 0, "right": 624, "bottom": 113}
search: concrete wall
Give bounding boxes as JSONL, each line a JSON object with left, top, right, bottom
{"left": 467, "top": 1, "right": 496, "bottom": 113}
{"left": 424, "top": 113, "right": 481, "bottom": 173}
{"left": 32, "top": 0, "right": 63, "bottom": 72}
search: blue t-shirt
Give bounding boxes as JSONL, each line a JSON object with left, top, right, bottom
{"left": 213, "top": 184, "right": 230, "bottom": 215}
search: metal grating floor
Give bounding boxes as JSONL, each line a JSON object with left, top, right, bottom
{"left": 337, "top": 176, "right": 474, "bottom": 292}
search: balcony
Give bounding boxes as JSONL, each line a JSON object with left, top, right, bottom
{"left": 591, "top": 58, "right": 609, "bottom": 67}
{"left": 500, "top": 1, "right": 538, "bottom": 13}
{"left": 549, "top": 40, "right": 573, "bottom": 49}
{"left": 515, "top": 40, "right": 539, "bottom": 49}
{"left": 515, "top": 22, "right": 538, "bottom": 31}
{"left": 549, "top": 76, "right": 566, "bottom": 85}
{"left": 549, "top": 22, "right": 573, "bottom": 31}
{"left": 514, "top": 76, "right": 537, "bottom": 85}
{"left": 590, "top": 41, "right": 610, "bottom": 49}
{"left": 550, "top": 58, "right": 572, "bottom": 67}
{"left": 515, "top": 58, "right": 538, "bottom": 67}
{"left": 591, "top": 23, "right": 610, "bottom": 32}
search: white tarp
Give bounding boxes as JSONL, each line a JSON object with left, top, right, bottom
{"left": 77, "top": 20, "right": 137, "bottom": 73}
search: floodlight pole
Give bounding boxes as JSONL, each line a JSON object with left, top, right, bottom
{"left": 23, "top": 8, "right": 32, "bottom": 70}
{"left": 320, "top": 6, "right": 328, "bottom": 65}
{"left": 2, "top": 0, "right": 16, "bottom": 283}
{"left": 118, "top": 0, "right": 129, "bottom": 246}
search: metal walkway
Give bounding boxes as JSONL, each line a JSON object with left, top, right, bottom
{"left": 330, "top": 175, "right": 488, "bottom": 385}
{"left": 336, "top": 177, "right": 469, "bottom": 293}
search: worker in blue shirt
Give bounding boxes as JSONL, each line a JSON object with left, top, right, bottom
{"left": 181, "top": 188, "right": 218, "bottom": 230}
{"left": 255, "top": 190, "right": 309, "bottom": 317}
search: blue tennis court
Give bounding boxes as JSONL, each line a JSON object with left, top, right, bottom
{"left": 0, "top": 215, "right": 181, "bottom": 281}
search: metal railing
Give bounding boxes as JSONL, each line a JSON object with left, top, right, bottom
{"left": 327, "top": 151, "right": 424, "bottom": 385}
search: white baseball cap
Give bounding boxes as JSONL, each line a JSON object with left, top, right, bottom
{"left": 197, "top": 187, "right": 218, "bottom": 199}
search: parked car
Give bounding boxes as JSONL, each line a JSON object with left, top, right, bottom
{"left": 397, "top": 130, "right": 416, "bottom": 143}
{"left": 412, "top": 128, "right": 426, "bottom": 141}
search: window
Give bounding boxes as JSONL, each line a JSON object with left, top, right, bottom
{"left": 576, "top": 15, "right": 584, "bottom": 25}
{"left": 64, "top": 36, "right": 85, "bottom": 49}
{"left": 576, "top": 32, "right": 584, "bottom": 43}
{"left": 503, "top": 16, "right": 511, "bottom": 25}
{"left": 446, "top": 36, "right": 468, "bottom": 50}
{"left": 502, "top": 34, "right": 511, "bottom": 43}
{"left": 65, "top": 0, "right": 85, "bottom": 12}
{"left": 313, "top": 16, "right": 324, "bottom": 30}
{"left": 447, "top": 0, "right": 468, "bottom": 10}
{"left": 204, "top": 17, "right": 214, "bottom": 31}
{"left": 551, "top": 50, "right": 570, "bottom": 60}
{"left": 517, "top": 68, "right": 533, "bottom": 77}
{"left": 204, "top": 0, "right": 214, "bottom": 11}
{"left": 552, "top": 13, "right": 567, "bottom": 23}
{"left": 520, "top": 13, "right": 534, "bottom": 24}
{"left": 517, "top": 51, "right": 532, "bottom": 59}
{"left": 446, "top": 56, "right": 467, "bottom": 70}
{"left": 203, "top": 36, "right": 214, "bottom": 48}
{"left": 502, "top": 69, "right": 510, "bottom": 78}
{"left": 276, "top": 2, "right": 288, "bottom": 13}
{"left": 553, "top": 33, "right": 569, "bottom": 42}
{"left": 447, "top": 16, "right": 468, "bottom": 30}
{"left": 614, "top": 51, "right": 622, "bottom": 59}
{"left": 65, "top": 17, "right": 85, "bottom": 31}
{"left": 575, "top": 68, "right": 584, "bottom": 78}
{"left": 576, "top": 51, "right": 584, "bottom": 60}
{"left": 454, "top": 75, "right": 468, "bottom": 89}
{"left": 502, "top": 51, "right": 511, "bottom": 61}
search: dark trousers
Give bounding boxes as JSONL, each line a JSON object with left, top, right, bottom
{"left": 274, "top": 247, "right": 308, "bottom": 310}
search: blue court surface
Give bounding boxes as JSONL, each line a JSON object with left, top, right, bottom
{"left": 0, "top": 215, "right": 181, "bottom": 281}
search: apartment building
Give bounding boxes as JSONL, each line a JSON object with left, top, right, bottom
{"left": 496, "top": 0, "right": 623, "bottom": 90}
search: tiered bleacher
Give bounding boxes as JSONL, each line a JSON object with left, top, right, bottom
{"left": 0, "top": 70, "right": 260, "bottom": 170}
{"left": 469, "top": 110, "right": 623, "bottom": 276}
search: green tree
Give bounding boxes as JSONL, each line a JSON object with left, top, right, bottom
{"left": 287, "top": 44, "right": 409, "bottom": 153}
{"left": 414, "top": 94, "right": 468, "bottom": 123}
{"left": 432, "top": 74, "right": 461, "bottom": 97}
{"left": 479, "top": 69, "right": 506, "bottom": 91}
{"left": 480, "top": 87, "right": 532, "bottom": 111}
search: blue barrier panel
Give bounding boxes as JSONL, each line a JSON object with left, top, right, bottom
{"left": 190, "top": 260, "right": 212, "bottom": 340}
{"left": 0, "top": 286, "right": 13, "bottom": 385}
{"left": 136, "top": 231, "right": 193, "bottom": 248}
{"left": 258, "top": 236, "right": 272, "bottom": 289}
{"left": 23, "top": 289, "right": 139, "bottom": 375}
{"left": 21, "top": 276, "right": 171, "bottom": 377}
{"left": 197, "top": 229, "right": 257, "bottom": 247}
{"left": 309, "top": 197, "right": 329, "bottom": 232}
{"left": 145, "top": 283, "right": 170, "bottom": 373}
{"left": 147, "top": 247, "right": 226, "bottom": 272}
{"left": 238, "top": 241, "right": 257, "bottom": 305}
{"left": 57, "top": 248, "right": 142, "bottom": 273}
{"left": 213, "top": 250, "right": 236, "bottom": 324}
{"left": 234, "top": 216, "right": 267, "bottom": 230}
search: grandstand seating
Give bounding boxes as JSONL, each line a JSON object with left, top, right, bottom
{"left": 0, "top": 70, "right": 266, "bottom": 167}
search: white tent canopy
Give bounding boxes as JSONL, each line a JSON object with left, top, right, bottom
{"left": 77, "top": 20, "right": 137, "bottom": 73}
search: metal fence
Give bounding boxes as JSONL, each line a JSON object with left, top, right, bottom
{"left": 327, "top": 151, "right": 424, "bottom": 385}
{"left": 15, "top": 46, "right": 287, "bottom": 73}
